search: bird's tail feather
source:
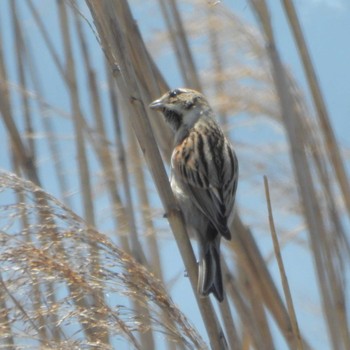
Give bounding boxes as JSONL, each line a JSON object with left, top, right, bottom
{"left": 198, "top": 239, "right": 224, "bottom": 302}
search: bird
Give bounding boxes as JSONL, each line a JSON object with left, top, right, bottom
{"left": 149, "top": 88, "right": 238, "bottom": 302}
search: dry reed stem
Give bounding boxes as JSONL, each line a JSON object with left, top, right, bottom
{"left": 0, "top": 50, "right": 41, "bottom": 186}
{"left": 110, "top": 87, "right": 155, "bottom": 348}
{"left": 264, "top": 176, "right": 303, "bottom": 350}
{"left": 123, "top": 109, "right": 180, "bottom": 350}
{"left": 281, "top": 0, "right": 350, "bottom": 220}
{"left": 73, "top": 7, "right": 132, "bottom": 252}
{"left": 102, "top": 66, "right": 133, "bottom": 253}
{"left": 0, "top": 275, "right": 15, "bottom": 348}
{"left": 121, "top": 99, "right": 164, "bottom": 275}
{"left": 57, "top": 0, "right": 96, "bottom": 227}
{"left": 58, "top": 2, "right": 109, "bottom": 344}
{"left": 169, "top": 0, "right": 202, "bottom": 90}
{"left": 108, "top": 0, "right": 174, "bottom": 160}
{"left": 287, "top": 75, "right": 350, "bottom": 259}
{"left": 218, "top": 293, "right": 241, "bottom": 350}
{"left": 221, "top": 261, "right": 248, "bottom": 349}
{"left": 124, "top": 119, "right": 178, "bottom": 350}
{"left": 226, "top": 271, "right": 261, "bottom": 350}
{"left": 231, "top": 216, "right": 298, "bottom": 348}
{"left": 250, "top": 1, "right": 347, "bottom": 348}
{"left": 27, "top": 0, "right": 65, "bottom": 78}
{"left": 5, "top": 11, "right": 73, "bottom": 207}
{"left": 206, "top": 5, "right": 227, "bottom": 125}
{"left": 112, "top": 92, "right": 147, "bottom": 265}
{"left": 68, "top": 33, "right": 134, "bottom": 253}
{"left": 84, "top": 1, "right": 227, "bottom": 349}
{"left": 74, "top": 0, "right": 158, "bottom": 342}
{"left": 10, "top": 151, "right": 49, "bottom": 342}
{"left": 10, "top": 2, "right": 36, "bottom": 159}
{"left": 124, "top": 115, "right": 164, "bottom": 278}
{"left": 157, "top": 0, "right": 201, "bottom": 90}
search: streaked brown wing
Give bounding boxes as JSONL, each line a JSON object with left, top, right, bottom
{"left": 171, "top": 133, "right": 237, "bottom": 240}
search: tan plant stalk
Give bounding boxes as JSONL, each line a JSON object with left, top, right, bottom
{"left": 57, "top": 0, "right": 96, "bottom": 227}
{"left": 264, "top": 176, "right": 303, "bottom": 350}
{"left": 8, "top": 1, "right": 71, "bottom": 206}
{"left": 226, "top": 271, "right": 261, "bottom": 349}
{"left": 281, "top": 0, "right": 350, "bottom": 219}
{"left": 124, "top": 115, "right": 164, "bottom": 279}
{"left": 57, "top": 1, "right": 109, "bottom": 344}
{"left": 0, "top": 22, "right": 70, "bottom": 341}
{"left": 0, "top": 269, "right": 15, "bottom": 347}
{"left": 108, "top": 0, "right": 175, "bottom": 160}
{"left": 111, "top": 88, "right": 156, "bottom": 348}
{"left": 123, "top": 104, "right": 181, "bottom": 350}
{"left": 206, "top": 5, "right": 227, "bottom": 125}
{"left": 0, "top": 55, "right": 40, "bottom": 186}
{"left": 84, "top": 1, "right": 228, "bottom": 348}
{"left": 157, "top": 0, "right": 201, "bottom": 90}
{"left": 230, "top": 216, "right": 299, "bottom": 348}
{"left": 27, "top": 0, "right": 65, "bottom": 78}
{"left": 72, "top": 5, "right": 131, "bottom": 252}
{"left": 218, "top": 287, "right": 241, "bottom": 350}
{"left": 10, "top": 149, "right": 48, "bottom": 342}
{"left": 10, "top": 1, "right": 35, "bottom": 158}
{"left": 249, "top": 0, "right": 347, "bottom": 348}
{"left": 111, "top": 91, "right": 147, "bottom": 265}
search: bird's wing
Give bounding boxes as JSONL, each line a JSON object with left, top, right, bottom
{"left": 172, "top": 133, "right": 238, "bottom": 240}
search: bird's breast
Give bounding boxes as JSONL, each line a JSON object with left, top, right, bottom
{"left": 172, "top": 132, "right": 197, "bottom": 171}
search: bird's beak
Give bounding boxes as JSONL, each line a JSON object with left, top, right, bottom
{"left": 149, "top": 98, "right": 164, "bottom": 111}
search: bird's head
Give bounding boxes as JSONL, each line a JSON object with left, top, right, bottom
{"left": 149, "top": 88, "right": 210, "bottom": 131}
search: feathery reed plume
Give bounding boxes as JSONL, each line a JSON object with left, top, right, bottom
{"left": 0, "top": 171, "right": 206, "bottom": 349}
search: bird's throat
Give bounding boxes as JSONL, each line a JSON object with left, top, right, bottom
{"left": 164, "top": 109, "right": 182, "bottom": 131}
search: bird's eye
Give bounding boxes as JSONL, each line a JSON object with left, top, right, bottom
{"left": 169, "top": 89, "right": 180, "bottom": 98}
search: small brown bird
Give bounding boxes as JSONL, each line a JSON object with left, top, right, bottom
{"left": 149, "top": 88, "right": 238, "bottom": 302}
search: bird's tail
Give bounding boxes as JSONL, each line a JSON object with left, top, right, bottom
{"left": 198, "top": 237, "right": 224, "bottom": 302}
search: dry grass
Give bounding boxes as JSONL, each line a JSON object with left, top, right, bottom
{"left": 0, "top": 0, "right": 348, "bottom": 349}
